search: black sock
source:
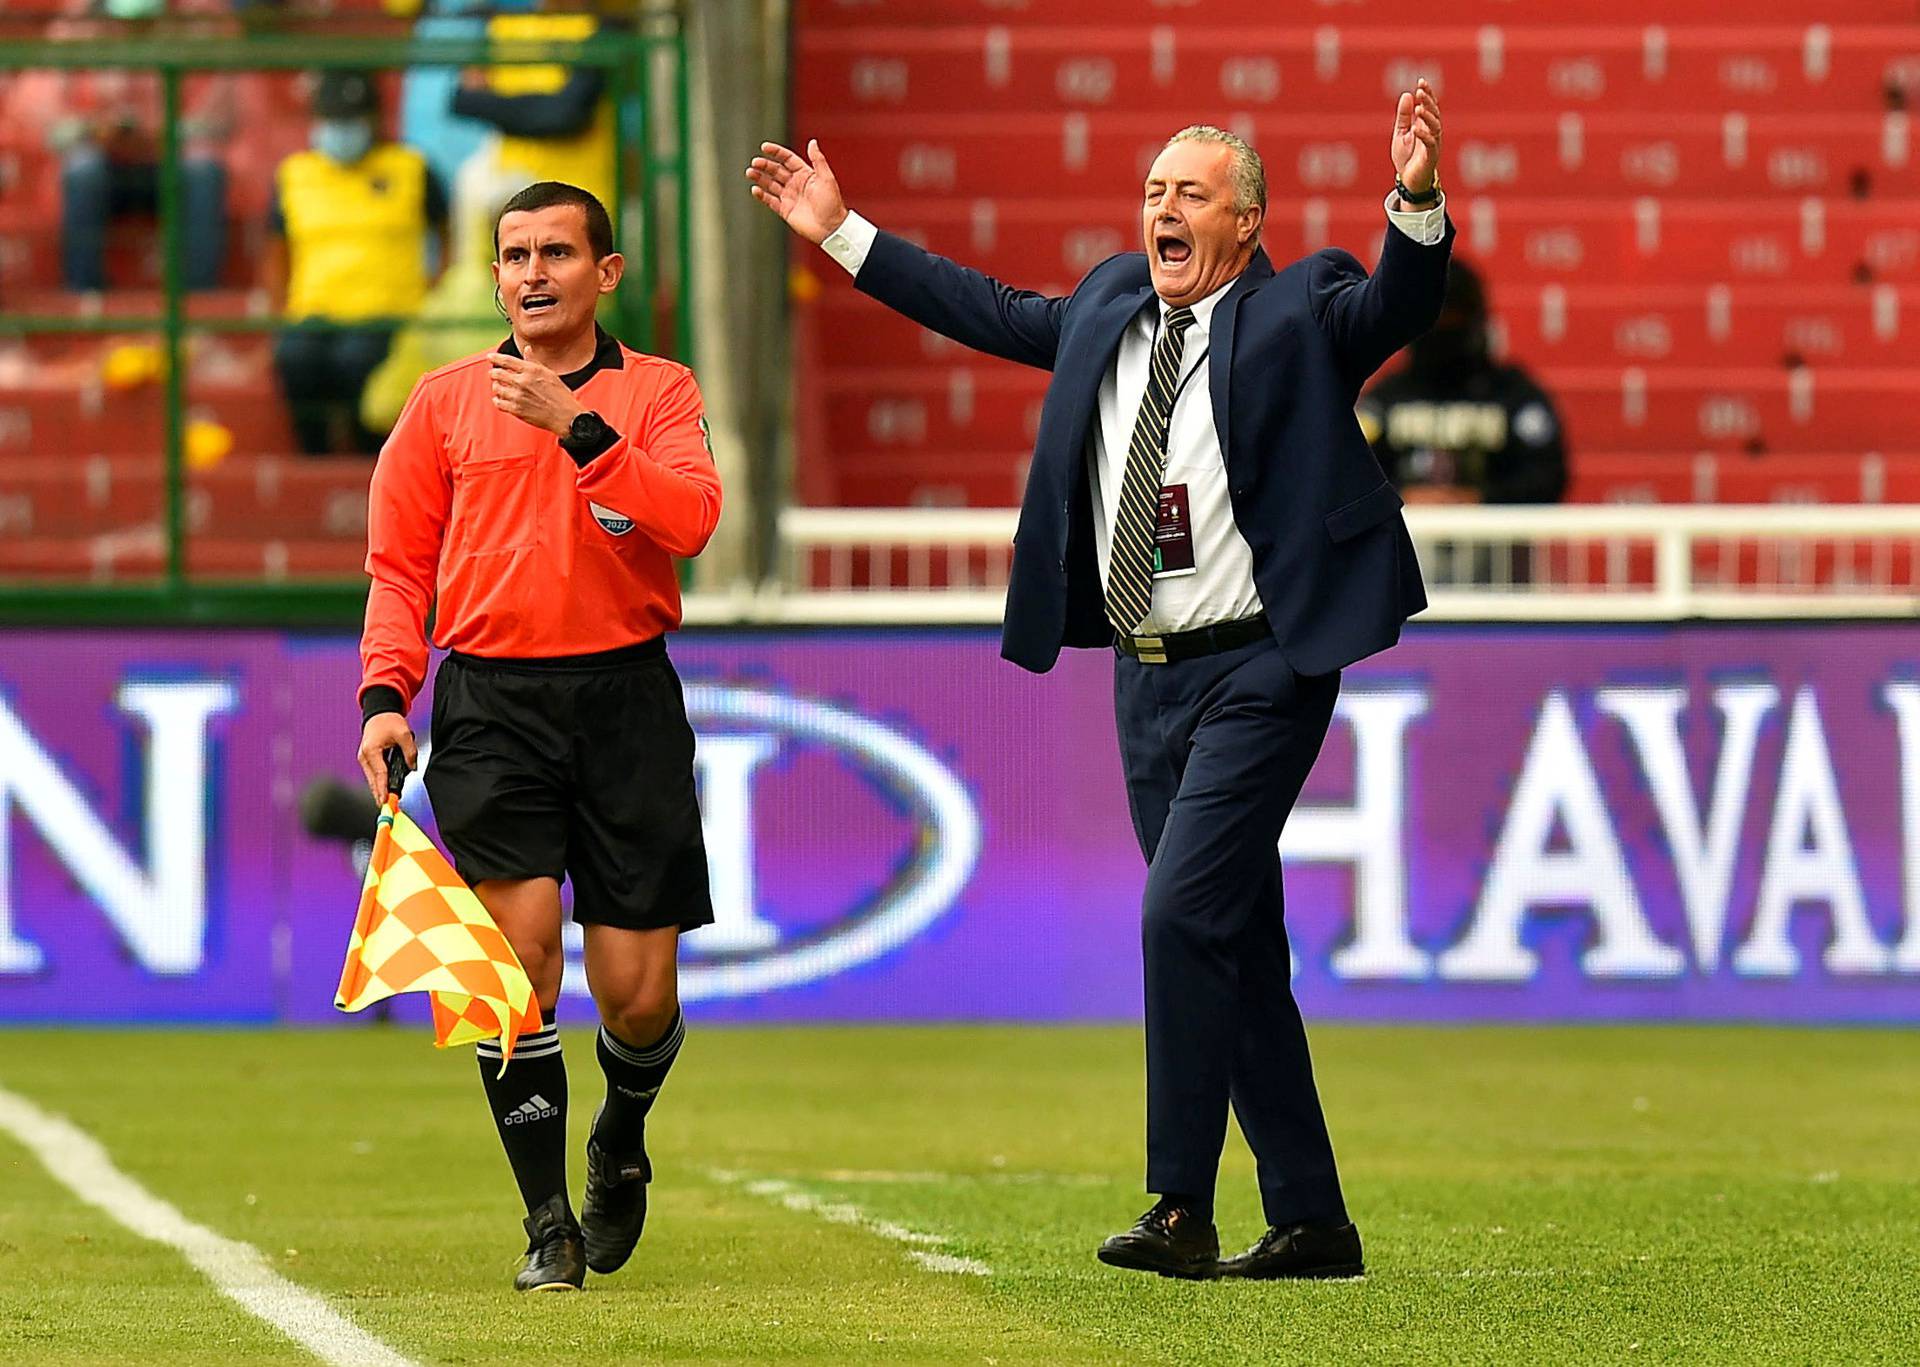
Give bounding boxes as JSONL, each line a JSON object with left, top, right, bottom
{"left": 593, "top": 1008, "right": 684, "bottom": 1154}
{"left": 476, "top": 1023, "right": 569, "bottom": 1216}
{"left": 1161, "top": 1191, "right": 1214, "bottom": 1222}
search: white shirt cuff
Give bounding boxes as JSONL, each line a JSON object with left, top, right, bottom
{"left": 821, "top": 210, "right": 878, "bottom": 277}
{"left": 1384, "top": 191, "right": 1447, "bottom": 247}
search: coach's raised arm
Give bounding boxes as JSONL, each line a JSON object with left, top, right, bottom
{"left": 749, "top": 89, "right": 1454, "bottom": 1282}
{"left": 749, "top": 137, "right": 1068, "bottom": 369}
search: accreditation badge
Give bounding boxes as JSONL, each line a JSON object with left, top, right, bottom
{"left": 1151, "top": 483, "right": 1197, "bottom": 579}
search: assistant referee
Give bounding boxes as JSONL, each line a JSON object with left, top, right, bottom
{"left": 355, "top": 181, "right": 722, "bottom": 1292}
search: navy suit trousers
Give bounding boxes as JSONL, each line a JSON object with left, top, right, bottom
{"left": 1113, "top": 635, "right": 1347, "bottom": 1226}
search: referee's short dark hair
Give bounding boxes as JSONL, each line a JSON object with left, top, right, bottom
{"left": 495, "top": 182, "right": 615, "bottom": 261}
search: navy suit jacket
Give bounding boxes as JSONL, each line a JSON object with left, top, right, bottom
{"left": 854, "top": 216, "right": 1455, "bottom": 674}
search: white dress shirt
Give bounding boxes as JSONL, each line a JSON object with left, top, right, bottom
{"left": 1091, "top": 279, "right": 1260, "bottom": 633}
{"left": 824, "top": 193, "right": 1447, "bottom": 635}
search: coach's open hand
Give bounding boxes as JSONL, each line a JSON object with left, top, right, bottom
{"left": 1391, "top": 78, "right": 1443, "bottom": 198}
{"left": 745, "top": 139, "right": 849, "bottom": 245}
{"left": 358, "top": 712, "right": 417, "bottom": 803}
{"left": 488, "top": 351, "right": 585, "bottom": 436}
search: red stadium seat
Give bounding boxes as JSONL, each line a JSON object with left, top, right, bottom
{"left": 819, "top": 364, "right": 1049, "bottom": 459}
{"left": 1569, "top": 450, "right": 1909, "bottom": 504}
{"left": 1709, "top": 452, "right": 1881, "bottom": 502}
{"left": 791, "top": 5, "right": 1920, "bottom": 520}
{"left": 0, "top": 455, "right": 369, "bottom": 540}
{"left": 1566, "top": 452, "right": 1717, "bottom": 504}
{"left": 809, "top": 195, "right": 1920, "bottom": 298}
{"left": 810, "top": 276, "right": 1903, "bottom": 375}
{"left": 1538, "top": 366, "right": 1910, "bottom": 450}
{"left": 0, "top": 379, "right": 296, "bottom": 458}
{"left": 807, "top": 111, "right": 1919, "bottom": 207}
{"left": 793, "top": 2, "right": 1920, "bottom": 31}
{"left": 795, "top": 24, "right": 1920, "bottom": 120}
{"left": 825, "top": 451, "right": 1030, "bottom": 508}
{"left": 7, "top": 5, "right": 1920, "bottom": 589}
{"left": 0, "top": 531, "right": 362, "bottom": 585}
{"left": 1493, "top": 283, "right": 1920, "bottom": 368}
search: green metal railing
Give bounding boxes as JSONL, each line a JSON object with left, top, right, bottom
{"left": 0, "top": 22, "right": 690, "bottom": 626}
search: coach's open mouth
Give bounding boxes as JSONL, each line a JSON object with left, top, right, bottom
{"left": 1155, "top": 233, "right": 1192, "bottom": 267}
{"left": 520, "top": 294, "right": 559, "bottom": 315}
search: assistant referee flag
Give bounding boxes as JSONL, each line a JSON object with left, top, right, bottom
{"left": 334, "top": 794, "right": 541, "bottom": 1071}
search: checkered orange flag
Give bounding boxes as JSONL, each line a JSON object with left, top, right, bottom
{"left": 334, "top": 789, "right": 541, "bottom": 1073}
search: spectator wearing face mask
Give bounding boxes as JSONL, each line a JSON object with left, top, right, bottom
{"left": 1357, "top": 259, "right": 1567, "bottom": 509}
{"left": 1356, "top": 260, "right": 1565, "bottom": 585}
{"left": 263, "top": 70, "right": 449, "bottom": 456}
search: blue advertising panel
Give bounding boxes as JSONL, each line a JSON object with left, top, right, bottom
{"left": 1, "top": 625, "right": 1917, "bottom": 1024}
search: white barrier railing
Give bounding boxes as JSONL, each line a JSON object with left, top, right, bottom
{"left": 679, "top": 504, "right": 1920, "bottom": 625}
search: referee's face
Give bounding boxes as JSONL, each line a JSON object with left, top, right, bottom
{"left": 493, "top": 205, "right": 622, "bottom": 348}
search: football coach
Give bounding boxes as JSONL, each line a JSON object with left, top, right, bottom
{"left": 750, "top": 83, "right": 1450, "bottom": 1280}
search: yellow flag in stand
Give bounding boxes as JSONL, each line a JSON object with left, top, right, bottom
{"left": 334, "top": 795, "right": 541, "bottom": 1073}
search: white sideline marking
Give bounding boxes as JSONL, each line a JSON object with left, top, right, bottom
{"left": 0, "top": 1085, "right": 417, "bottom": 1367}
{"left": 813, "top": 1167, "right": 1111, "bottom": 1188}
{"left": 709, "top": 1169, "right": 992, "bottom": 1276}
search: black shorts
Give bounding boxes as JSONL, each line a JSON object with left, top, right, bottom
{"left": 424, "top": 638, "right": 714, "bottom": 933}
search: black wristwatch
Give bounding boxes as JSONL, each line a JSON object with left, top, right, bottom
{"left": 559, "top": 409, "right": 618, "bottom": 465}
{"left": 1393, "top": 173, "right": 1442, "bottom": 208}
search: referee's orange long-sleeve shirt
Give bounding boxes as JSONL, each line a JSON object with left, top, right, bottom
{"left": 358, "top": 330, "right": 722, "bottom": 717}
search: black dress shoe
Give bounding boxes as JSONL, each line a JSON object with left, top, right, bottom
{"left": 513, "top": 1194, "right": 586, "bottom": 1292}
{"left": 580, "top": 1105, "right": 652, "bottom": 1275}
{"left": 1096, "top": 1198, "right": 1220, "bottom": 1279}
{"left": 1218, "top": 1220, "right": 1364, "bottom": 1280}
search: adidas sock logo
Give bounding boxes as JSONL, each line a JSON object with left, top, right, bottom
{"left": 502, "top": 1093, "right": 561, "bottom": 1125}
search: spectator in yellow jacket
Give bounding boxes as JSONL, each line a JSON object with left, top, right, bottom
{"left": 262, "top": 71, "right": 448, "bottom": 456}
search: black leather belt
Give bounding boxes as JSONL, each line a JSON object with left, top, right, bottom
{"left": 1114, "top": 615, "right": 1271, "bottom": 664}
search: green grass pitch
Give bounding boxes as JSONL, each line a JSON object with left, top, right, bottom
{"left": 0, "top": 1025, "right": 1913, "bottom": 1365}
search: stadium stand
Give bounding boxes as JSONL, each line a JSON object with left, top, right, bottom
{"left": 787, "top": 0, "right": 1920, "bottom": 516}
{"left": 0, "top": 47, "right": 375, "bottom": 581}
{"left": 7, "top": 2, "right": 1920, "bottom": 579}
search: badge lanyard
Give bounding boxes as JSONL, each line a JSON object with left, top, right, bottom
{"left": 1148, "top": 310, "right": 1208, "bottom": 580}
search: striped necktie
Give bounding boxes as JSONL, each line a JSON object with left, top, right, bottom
{"left": 1105, "top": 304, "right": 1197, "bottom": 636}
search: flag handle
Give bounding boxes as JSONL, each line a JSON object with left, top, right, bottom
{"left": 383, "top": 747, "right": 412, "bottom": 804}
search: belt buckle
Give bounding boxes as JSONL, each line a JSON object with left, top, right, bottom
{"left": 1133, "top": 634, "right": 1168, "bottom": 665}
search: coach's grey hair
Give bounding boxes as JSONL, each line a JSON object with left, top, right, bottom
{"left": 1162, "top": 125, "right": 1268, "bottom": 225}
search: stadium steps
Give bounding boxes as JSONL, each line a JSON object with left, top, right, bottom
{"left": 1569, "top": 451, "right": 1920, "bottom": 503}
{"left": 812, "top": 360, "right": 1918, "bottom": 454}
{"left": 2, "top": 285, "right": 263, "bottom": 316}
{"left": 816, "top": 448, "right": 1920, "bottom": 510}
{"left": 0, "top": 534, "right": 362, "bottom": 581}
{"left": 806, "top": 111, "right": 1920, "bottom": 202}
{"left": 0, "top": 281, "right": 365, "bottom": 583}
{"left": 0, "top": 455, "right": 370, "bottom": 540}
{"left": 0, "top": 382, "right": 298, "bottom": 458}
{"left": 791, "top": 5, "right": 1920, "bottom": 521}
{"left": 793, "top": 1, "right": 1920, "bottom": 31}
{"left": 815, "top": 196, "right": 1920, "bottom": 289}
{"left": 807, "top": 282, "right": 1920, "bottom": 368}
{"left": 5, "top": 7, "right": 1918, "bottom": 583}
{"left": 795, "top": 24, "right": 1920, "bottom": 119}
